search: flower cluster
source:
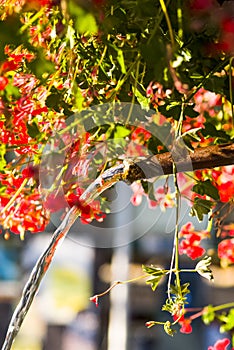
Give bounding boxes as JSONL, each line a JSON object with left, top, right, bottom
{"left": 179, "top": 222, "right": 209, "bottom": 260}
{"left": 218, "top": 238, "right": 234, "bottom": 267}
{"left": 0, "top": 171, "right": 49, "bottom": 237}
{"left": 130, "top": 181, "right": 175, "bottom": 211}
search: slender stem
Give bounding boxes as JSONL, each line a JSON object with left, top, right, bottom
{"left": 189, "top": 302, "right": 234, "bottom": 321}
{"left": 20, "top": 8, "right": 45, "bottom": 33}
{"left": 148, "top": 0, "right": 170, "bottom": 44}
{"left": 159, "top": 0, "right": 175, "bottom": 50}
{"left": 212, "top": 302, "right": 234, "bottom": 313}
{"left": 126, "top": 59, "right": 140, "bottom": 124}
{"left": 228, "top": 57, "right": 234, "bottom": 128}
{"left": 173, "top": 163, "right": 182, "bottom": 297}
{"left": 167, "top": 236, "right": 175, "bottom": 300}
{"left": 177, "top": 0, "right": 183, "bottom": 40}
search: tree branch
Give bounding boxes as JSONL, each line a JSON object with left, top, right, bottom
{"left": 126, "top": 143, "right": 234, "bottom": 182}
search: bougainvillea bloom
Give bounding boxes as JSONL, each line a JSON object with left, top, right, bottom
{"left": 208, "top": 338, "right": 230, "bottom": 350}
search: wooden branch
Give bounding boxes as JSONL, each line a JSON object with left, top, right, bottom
{"left": 126, "top": 143, "right": 234, "bottom": 182}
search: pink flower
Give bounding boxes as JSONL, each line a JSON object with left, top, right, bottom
{"left": 208, "top": 338, "right": 230, "bottom": 350}
{"left": 130, "top": 182, "right": 145, "bottom": 206}
{"left": 177, "top": 173, "right": 194, "bottom": 204}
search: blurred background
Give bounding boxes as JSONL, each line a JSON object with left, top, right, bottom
{"left": 0, "top": 181, "right": 234, "bottom": 350}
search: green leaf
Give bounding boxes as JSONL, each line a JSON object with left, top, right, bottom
{"left": 73, "top": 85, "right": 85, "bottom": 112}
{"left": 0, "top": 183, "right": 6, "bottom": 194}
{"left": 114, "top": 125, "right": 131, "bottom": 139}
{"left": 146, "top": 275, "right": 164, "bottom": 291}
{"left": 28, "top": 48, "right": 55, "bottom": 78}
{"left": 27, "top": 121, "right": 40, "bottom": 138}
{"left": 134, "top": 87, "right": 150, "bottom": 111}
{"left": 142, "top": 264, "right": 164, "bottom": 276}
{"left": 192, "top": 179, "right": 220, "bottom": 200}
{"left": 170, "top": 281, "right": 190, "bottom": 299}
{"left": 190, "top": 198, "right": 214, "bottom": 221}
{"left": 5, "top": 83, "right": 21, "bottom": 100}
{"left": 117, "top": 49, "right": 126, "bottom": 74}
{"left": 69, "top": 4, "right": 98, "bottom": 34}
{"left": 201, "top": 122, "right": 230, "bottom": 142}
{"left": 158, "top": 103, "right": 199, "bottom": 120}
{"left": 0, "top": 144, "right": 6, "bottom": 172}
{"left": 220, "top": 309, "right": 234, "bottom": 333}
{"left": 142, "top": 264, "right": 165, "bottom": 291}
{"left": 202, "top": 305, "right": 215, "bottom": 325}
{"left": 141, "top": 181, "right": 157, "bottom": 202}
{"left": 164, "top": 321, "right": 176, "bottom": 337}
{"left": 46, "top": 93, "right": 61, "bottom": 111}
{"left": 184, "top": 105, "right": 199, "bottom": 118}
{"left": 75, "top": 13, "right": 98, "bottom": 35}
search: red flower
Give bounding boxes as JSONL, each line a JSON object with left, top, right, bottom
{"left": 0, "top": 173, "right": 49, "bottom": 236}
{"left": 179, "top": 222, "right": 209, "bottom": 260}
{"left": 173, "top": 311, "right": 192, "bottom": 334}
{"left": 179, "top": 319, "right": 193, "bottom": 334}
{"left": 0, "top": 76, "right": 9, "bottom": 90}
{"left": 131, "top": 126, "right": 151, "bottom": 145}
{"left": 90, "top": 295, "right": 99, "bottom": 307}
{"left": 213, "top": 166, "right": 234, "bottom": 202}
{"left": 208, "top": 338, "right": 230, "bottom": 350}
{"left": 2, "top": 60, "right": 19, "bottom": 72}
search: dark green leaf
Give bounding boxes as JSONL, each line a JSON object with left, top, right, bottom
{"left": 46, "top": 93, "right": 61, "bottom": 111}
{"left": 201, "top": 122, "right": 230, "bottom": 142}
{"left": 141, "top": 181, "right": 157, "bottom": 202}
{"left": 192, "top": 179, "right": 220, "bottom": 200}
{"left": 27, "top": 121, "right": 40, "bottom": 138}
{"left": 190, "top": 198, "right": 214, "bottom": 221}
